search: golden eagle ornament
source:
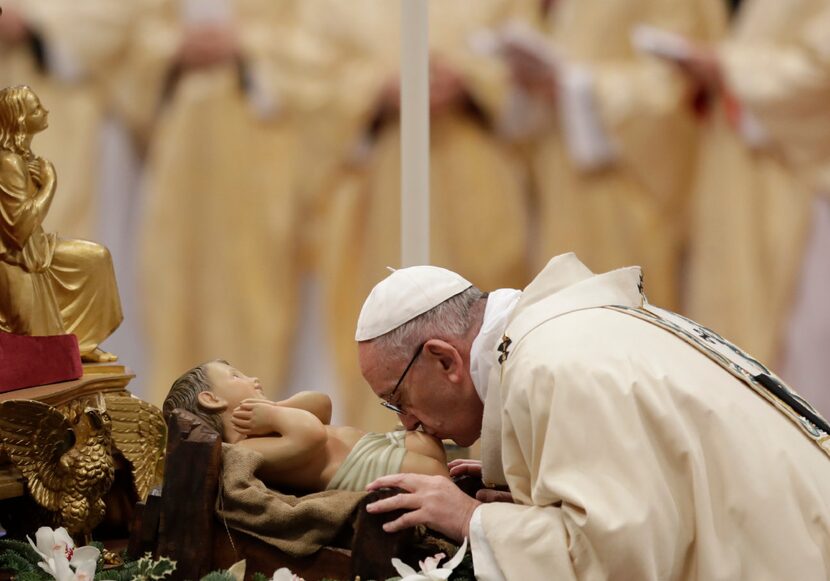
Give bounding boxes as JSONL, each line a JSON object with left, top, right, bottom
{"left": 0, "top": 394, "right": 165, "bottom": 537}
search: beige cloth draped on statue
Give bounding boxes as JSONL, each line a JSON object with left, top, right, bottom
{"left": 218, "top": 444, "right": 364, "bottom": 558}
{"left": 119, "top": 0, "right": 309, "bottom": 404}
{"left": 523, "top": 0, "right": 725, "bottom": 311}
{"left": 306, "top": 0, "right": 532, "bottom": 431}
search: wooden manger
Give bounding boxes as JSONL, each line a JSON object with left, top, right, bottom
{"left": 129, "top": 409, "right": 454, "bottom": 581}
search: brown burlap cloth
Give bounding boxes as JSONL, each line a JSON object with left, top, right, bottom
{"left": 215, "top": 444, "right": 367, "bottom": 557}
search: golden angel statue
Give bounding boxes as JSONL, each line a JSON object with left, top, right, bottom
{"left": 0, "top": 85, "right": 122, "bottom": 362}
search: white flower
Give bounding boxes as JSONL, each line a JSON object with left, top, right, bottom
{"left": 27, "top": 527, "right": 100, "bottom": 581}
{"left": 227, "top": 559, "right": 246, "bottom": 581}
{"left": 271, "top": 567, "right": 304, "bottom": 581}
{"left": 67, "top": 546, "right": 100, "bottom": 581}
{"left": 390, "top": 537, "right": 468, "bottom": 581}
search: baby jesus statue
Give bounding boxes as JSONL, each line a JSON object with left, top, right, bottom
{"left": 163, "top": 360, "right": 449, "bottom": 492}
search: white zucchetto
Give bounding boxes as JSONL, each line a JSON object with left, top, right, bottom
{"left": 355, "top": 265, "right": 473, "bottom": 341}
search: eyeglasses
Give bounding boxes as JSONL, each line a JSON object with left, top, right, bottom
{"left": 380, "top": 342, "right": 425, "bottom": 415}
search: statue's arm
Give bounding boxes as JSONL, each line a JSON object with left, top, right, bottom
{"left": 0, "top": 153, "right": 55, "bottom": 248}
{"left": 273, "top": 391, "right": 332, "bottom": 425}
{"left": 236, "top": 406, "right": 327, "bottom": 469}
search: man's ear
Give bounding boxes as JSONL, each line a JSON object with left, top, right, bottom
{"left": 424, "top": 339, "right": 463, "bottom": 382}
{"left": 197, "top": 390, "right": 227, "bottom": 412}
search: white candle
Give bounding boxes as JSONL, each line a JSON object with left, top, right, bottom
{"left": 400, "top": 0, "right": 430, "bottom": 267}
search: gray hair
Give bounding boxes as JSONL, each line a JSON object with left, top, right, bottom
{"left": 369, "top": 286, "right": 484, "bottom": 361}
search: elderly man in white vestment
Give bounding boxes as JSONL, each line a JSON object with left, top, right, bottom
{"left": 356, "top": 253, "right": 830, "bottom": 580}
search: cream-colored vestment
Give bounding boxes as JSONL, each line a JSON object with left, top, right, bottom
{"left": 305, "top": 0, "right": 531, "bottom": 431}
{"left": 686, "top": 0, "right": 830, "bottom": 368}
{"left": 122, "top": 0, "right": 308, "bottom": 404}
{"left": 475, "top": 254, "right": 830, "bottom": 580}
{"left": 525, "top": 0, "right": 725, "bottom": 311}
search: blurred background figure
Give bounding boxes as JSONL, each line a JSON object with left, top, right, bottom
{"left": 305, "top": 0, "right": 533, "bottom": 431}
{"left": 113, "top": 0, "right": 311, "bottom": 405}
{"left": 499, "top": 0, "right": 725, "bottom": 312}
{"left": 1, "top": 0, "right": 829, "bottom": 421}
{"left": 0, "top": 1, "right": 148, "bottom": 390}
{"left": 674, "top": 0, "right": 830, "bottom": 414}
{"left": 0, "top": 1, "right": 133, "bottom": 240}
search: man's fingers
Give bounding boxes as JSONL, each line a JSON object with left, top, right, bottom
{"left": 476, "top": 489, "right": 514, "bottom": 503}
{"left": 366, "top": 492, "right": 420, "bottom": 515}
{"left": 447, "top": 458, "right": 480, "bottom": 469}
{"left": 366, "top": 472, "right": 425, "bottom": 492}
{"left": 448, "top": 460, "right": 482, "bottom": 477}
{"left": 381, "top": 509, "right": 424, "bottom": 533}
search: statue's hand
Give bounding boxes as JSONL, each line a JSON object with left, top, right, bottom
{"left": 27, "top": 159, "right": 43, "bottom": 186}
{"left": 231, "top": 399, "right": 278, "bottom": 437}
{"left": 28, "top": 158, "right": 54, "bottom": 188}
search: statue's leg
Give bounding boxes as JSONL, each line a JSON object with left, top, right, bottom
{"left": 47, "top": 239, "right": 123, "bottom": 358}
{"left": 0, "top": 261, "right": 64, "bottom": 335}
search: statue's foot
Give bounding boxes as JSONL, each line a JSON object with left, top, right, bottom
{"left": 82, "top": 347, "right": 118, "bottom": 363}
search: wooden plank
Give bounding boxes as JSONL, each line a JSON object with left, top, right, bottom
{"left": 127, "top": 494, "right": 163, "bottom": 560}
{"left": 157, "top": 410, "right": 222, "bottom": 581}
{"left": 351, "top": 489, "right": 416, "bottom": 581}
{"left": 213, "top": 529, "right": 352, "bottom": 581}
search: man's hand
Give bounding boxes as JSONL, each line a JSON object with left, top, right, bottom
{"left": 429, "top": 57, "right": 466, "bottom": 115}
{"left": 231, "top": 398, "right": 278, "bottom": 436}
{"left": 448, "top": 458, "right": 482, "bottom": 478}
{"left": 672, "top": 44, "right": 723, "bottom": 95}
{"left": 503, "top": 41, "right": 557, "bottom": 103}
{"left": 449, "top": 459, "right": 515, "bottom": 503}
{"left": 375, "top": 56, "right": 467, "bottom": 116}
{"left": 366, "top": 473, "right": 481, "bottom": 542}
{"left": 177, "top": 24, "right": 239, "bottom": 69}
{"left": 0, "top": 7, "right": 29, "bottom": 46}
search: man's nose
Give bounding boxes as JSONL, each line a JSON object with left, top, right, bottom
{"left": 399, "top": 413, "right": 420, "bottom": 431}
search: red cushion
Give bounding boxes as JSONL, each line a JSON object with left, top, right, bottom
{"left": 0, "top": 332, "right": 83, "bottom": 392}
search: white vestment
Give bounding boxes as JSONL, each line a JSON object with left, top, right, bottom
{"left": 474, "top": 253, "right": 830, "bottom": 580}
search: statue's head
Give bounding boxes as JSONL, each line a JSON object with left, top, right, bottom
{"left": 164, "top": 359, "right": 265, "bottom": 442}
{"left": 164, "top": 359, "right": 228, "bottom": 437}
{"left": 0, "top": 85, "right": 49, "bottom": 155}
